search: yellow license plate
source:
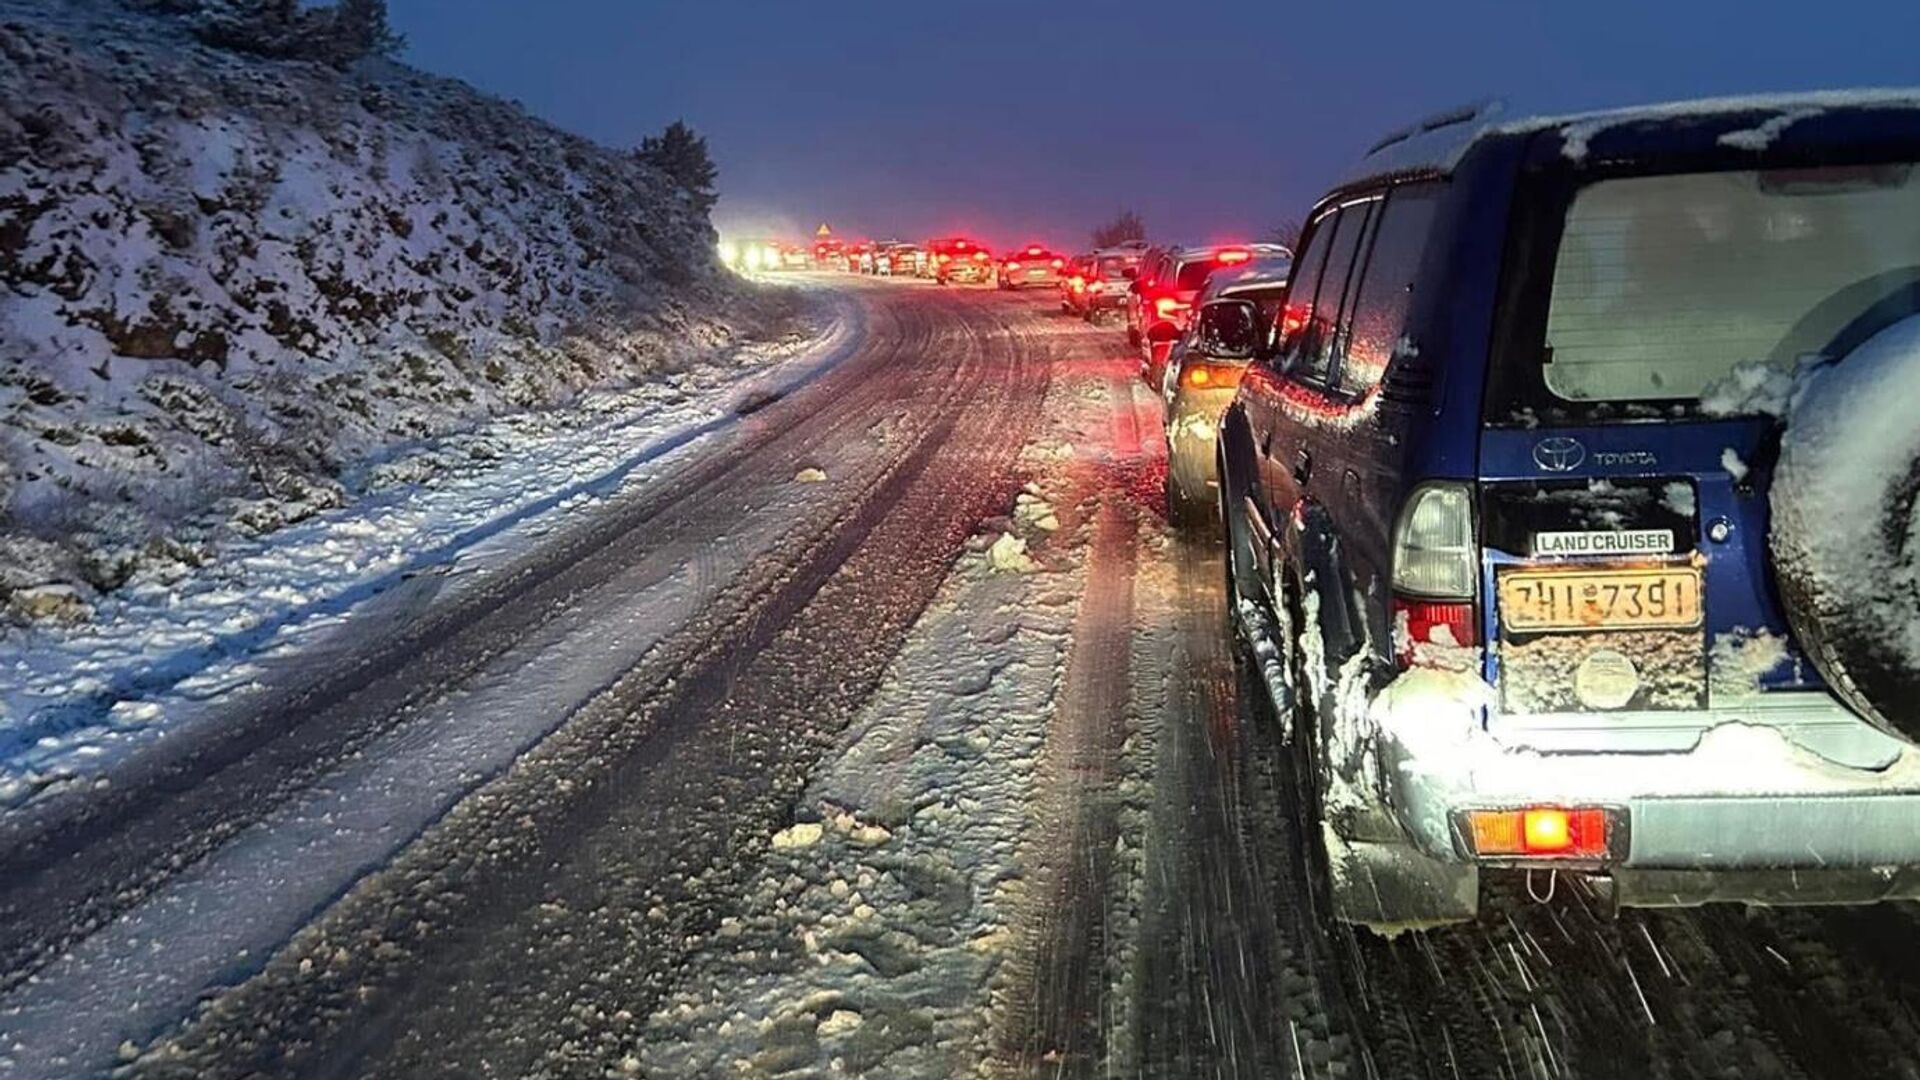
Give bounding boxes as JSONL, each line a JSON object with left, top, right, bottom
{"left": 1498, "top": 567, "right": 1703, "bottom": 633}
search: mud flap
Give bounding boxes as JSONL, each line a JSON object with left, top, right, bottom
{"left": 1326, "top": 831, "right": 1479, "bottom": 933}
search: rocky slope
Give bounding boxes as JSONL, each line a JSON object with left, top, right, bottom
{"left": 0, "top": 0, "right": 783, "bottom": 613}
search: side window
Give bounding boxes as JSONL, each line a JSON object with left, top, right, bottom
{"left": 1280, "top": 197, "right": 1381, "bottom": 386}
{"left": 1273, "top": 209, "right": 1339, "bottom": 368}
{"left": 1317, "top": 200, "right": 1381, "bottom": 379}
{"left": 1337, "top": 184, "right": 1443, "bottom": 396}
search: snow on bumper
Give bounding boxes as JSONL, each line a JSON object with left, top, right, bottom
{"left": 1366, "top": 669, "right": 1920, "bottom": 874}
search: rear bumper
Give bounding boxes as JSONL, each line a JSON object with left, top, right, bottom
{"left": 941, "top": 266, "right": 991, "bottom": 283}
{"left": 1371, "top": 685, "right": 1920, "bottom": 896}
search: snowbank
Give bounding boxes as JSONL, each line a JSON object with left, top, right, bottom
{"left": 0, "top": 0, "right": 786, "bottom": 604}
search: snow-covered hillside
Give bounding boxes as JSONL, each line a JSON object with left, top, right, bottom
{"left": 0, "top": 0, "right": 784, "bottom": 612}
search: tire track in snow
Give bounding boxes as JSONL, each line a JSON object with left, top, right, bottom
{"left": 990, "top": 363, "right": 1155, "bottom": 1074}
{"left": 122, "top": 284, "right": 1051, "bottom": 1079}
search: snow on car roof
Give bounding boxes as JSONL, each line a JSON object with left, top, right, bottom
{"left": 1343, "top": 87, "right": 1920, "bottom": 188}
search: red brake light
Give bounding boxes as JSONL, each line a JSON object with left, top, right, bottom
{"left": 1217, "top": 247, "right": 1253, "bottom": 265}
{"left": 1391, "top": 597, "right": 1476, "bottom": 666}
{"left": 1154, "top": 296, "right": 1189, "bottom": 318}
{"left": 1050, "top": 258, "right": 1064, "bottom": 269}
{"left": 1026, "top": 246, "right": 1043, "bottom": 255}
{"left": 1280, "top": 302, "right": 1309, "bottom": 338}
{"left": 1068, "top": 275, "right": 1085, "bottom": 291}
{"left": 1006, "top": 261, "right": 1022, "bottom": 271}
{"left": 974, "top": 251, "right": 989, "bottom": 262}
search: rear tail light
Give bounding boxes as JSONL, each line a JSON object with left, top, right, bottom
{"left": 1068, "top": 276, "right": 1085, "bottom": 292}
{"left": 1280, "top": 302, "right": 1309, "bottom": 339}
{"left": 1392, "top": 483, "right": 1475, "bottom": 598}
{"left": 1153, "top": 296, "right": 1189, "bottom": 318}
{"left": 974, "top": 251, "right": 989, "bottom": 262}
{"left": 1183, "top": 361, "right": 1246, "bottom": 390}
{"left": 1006, "top": 261, "right": 1022, "bottom": 271}
{"left": 1392, "top": 597, "right": 1476, "bottom": 662}
{"left": 937, "top": 254, "right": 951, "bottom": 264}
{"left": 1050, "top": 258, "right": 1064, "bottom": 269}
{"left": 1467, "top": 807, "right": 1610, "bottom": 859}
{"left": 1390, "top": 482, "right": 1477, "bottom": 666}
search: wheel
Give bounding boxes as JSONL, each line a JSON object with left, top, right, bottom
{"left": 1166, "top": 436, "right": 1218, "bottom": 533}
{"left": 1773, "top": 314, "right": 1920, "bottom": 742}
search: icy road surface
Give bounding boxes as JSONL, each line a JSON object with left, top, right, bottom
{"left": 4, "top": 278, "right": 1920, "bottom": 1078}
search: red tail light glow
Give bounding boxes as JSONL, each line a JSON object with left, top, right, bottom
{"left": 1216, "top": 247, "right": 1253, "bottom": 265}
{"left": 974, "top": 251, "right": 990, "bottom": 262}
{"left": 1006, "top": 261, "right": 1022, "bottom": 271}
{"left": 1050, "top": 258, "right": 1064, "bottom": 269}
{"left": 1068, "top": 276, "right": 1085, "bottom": 291}
{"left": 1026, "top": 246, "right": 1044, "bottom": 255}
{"left": 1392, "top": 597, "right": 1477, "bottom": 666}
{"left": 1154, "top": 296, "right": 1190, "bottom": 318}
{"left": 1280, "top": 303, "right": 1309, "bottom": 338}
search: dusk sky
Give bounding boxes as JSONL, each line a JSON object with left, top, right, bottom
{"left": 394, "top": 1, "right": 1920, "bottom": 252}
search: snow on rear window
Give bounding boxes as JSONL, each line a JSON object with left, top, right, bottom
{"left": 1542, "top": 164, "right": 1920, "bottom": 407}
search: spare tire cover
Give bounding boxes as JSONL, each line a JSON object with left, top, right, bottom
{"left": 1772, "top": 316, "right": 1920, "bottom": 742}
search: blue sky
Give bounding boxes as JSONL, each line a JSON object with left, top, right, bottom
{"left": 393, "top": 0, "right": 1920, "bottom": 251}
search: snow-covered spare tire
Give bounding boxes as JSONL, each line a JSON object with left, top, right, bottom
{"left": 1772, "top": 316, "right": 1920, "bottom": 742}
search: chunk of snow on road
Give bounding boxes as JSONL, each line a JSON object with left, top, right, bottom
{"left": 794, "top": 467, "right": 829, "bottom": 483}
{"left": 818, "top": 1009, "right": 864, "bottom": 1036}
{"left": 1013, "top": 488, "right": 1060, "bottom": 532}
{"left": 985, "top": 533, "right": 1038, "bottom": 573}
{"left": 771, "top": 822, "right": 824, "bottom": 849}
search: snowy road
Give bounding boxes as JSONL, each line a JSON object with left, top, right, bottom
{"left": 5, "top": 278, "right": 1920, "bottom": 1078}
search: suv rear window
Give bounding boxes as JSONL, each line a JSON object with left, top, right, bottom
{"left": 1498, "top": 163, "right": 1920, "bottom": 421}
{"left": 1175, "top": 260, "right": 1218, "bottom": 290}
{"left": 1096, "top": 256, "right": 1137, "bottom": 278}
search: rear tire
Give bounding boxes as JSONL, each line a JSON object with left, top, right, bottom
{"left": 1773, "top": 316, "right": 1920, "bottom": 742}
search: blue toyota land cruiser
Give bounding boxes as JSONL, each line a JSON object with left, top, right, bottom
{"left": 1217, "top": 92, "right": 1920, "bottom": 930}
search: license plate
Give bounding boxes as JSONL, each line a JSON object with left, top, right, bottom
{"left": 1498, "top": 567, "right": 1703, "bottom": 633}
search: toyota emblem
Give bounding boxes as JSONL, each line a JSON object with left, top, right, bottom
{"left": 1532, "top": 436, "right": 1586, "bottom": 472}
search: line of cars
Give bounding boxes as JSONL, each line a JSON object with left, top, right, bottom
{"left": 1183, "top": 91, "right": 1920, "bottom": 934}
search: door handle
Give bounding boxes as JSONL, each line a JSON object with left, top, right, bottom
{"left": 1294, "top": 449, "right": 1313, "bottom": 484}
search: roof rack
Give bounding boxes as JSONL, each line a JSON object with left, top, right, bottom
{"left": 1363, "top": 99, "right": 1502, "bottom": 158}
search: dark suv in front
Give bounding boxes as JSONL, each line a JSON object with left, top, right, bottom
{"left": 1216, "top": 93, "right": 1920, "bottom": 931}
